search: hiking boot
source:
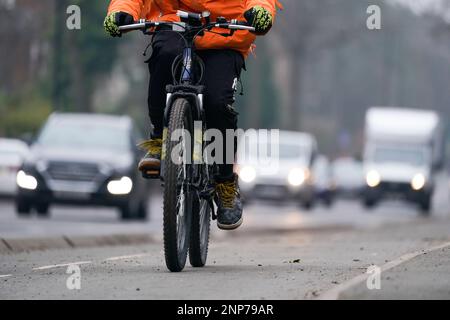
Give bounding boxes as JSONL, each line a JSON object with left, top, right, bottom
{"left": 215, "top": 174, "right": 243, "bottom": 230}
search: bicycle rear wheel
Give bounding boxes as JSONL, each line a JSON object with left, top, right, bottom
{"left": 163, "top": 98, "right": 194, "bottom": 272}
{"left": 189, "top": 180, "right": 212, "bottom": 267}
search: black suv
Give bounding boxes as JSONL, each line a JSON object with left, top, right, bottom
{"left": 16, "top": 113, "right": 150, "bottom": 220}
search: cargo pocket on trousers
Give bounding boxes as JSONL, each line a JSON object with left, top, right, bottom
{"left": 144, "top": 39, "right": 160, "bottom": 68}
{"left": 225, "top": 104, "right": 239, "bottom": 129}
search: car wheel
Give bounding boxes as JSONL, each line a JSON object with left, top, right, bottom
{"left": 136, "top": 200, "right": 148, "bottom": 221}
{"left": 120, "top": 199, "right": 139, "bottom": 221}
{"left": 301, "top": 199, "right": 314, "bottom": 210}
{"left": 120, "top": 206, "right": 133, "bottom": 220}
{"left": 16, "top": 200, "right": 32, "bottom": 217}
{"left": 419, "top": 195, "right": 432, "bottom": 216}
{"left": 324, "top": 197, "right": 333, "bottom": 208}
{"left": 36, "top": 203, "right": 50, "bottom": 217}
{"left": 363, "top": 198, "right": 376, "bottom": 209}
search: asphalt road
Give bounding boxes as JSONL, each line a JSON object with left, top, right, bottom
{"left": 0, "top": 174, "right": 449, "bottom": 299}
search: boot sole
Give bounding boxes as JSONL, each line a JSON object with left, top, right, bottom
{"left": 138, "top": 160, "right": 161, "bottom": 179}
{"left": 217, "top": 216, "right": 243, "bottom": 230}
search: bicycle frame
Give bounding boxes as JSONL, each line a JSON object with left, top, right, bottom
{"left": 119, "top": 11, "right": 254, "bottom": 188}
{"left": 118, "top": 14, "right": 255, "bottom": 145}
{"left": 181, "top": 47, "right": 194, "bottom": 84}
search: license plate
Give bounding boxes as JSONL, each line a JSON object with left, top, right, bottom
{"left": 54, "top": 191, "right": 91, "bottom": 200}
{"left": 259, "top": 186, "right": 284, "bottom": 197}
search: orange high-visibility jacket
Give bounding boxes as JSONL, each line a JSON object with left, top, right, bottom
{"left": 107, "top": 0, "right": 282, "bottom": 57}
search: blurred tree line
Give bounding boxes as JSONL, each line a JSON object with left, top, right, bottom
{"left": 261, "top": 0, "right": 450, "bottom": 157}
{"left": 0, "top": 0, "right": 449, "bottom": 158}
{"left": 0, "top": 0, "right": 121, "bottom": 137}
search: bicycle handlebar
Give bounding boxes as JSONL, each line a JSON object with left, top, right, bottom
{"left": 118, "top": 20, "right": 157, "bottom": 32}
{"left": 117, "top": 16, "right": 255, "bottom": 33}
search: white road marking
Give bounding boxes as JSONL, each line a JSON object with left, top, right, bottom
{"left": 318, "top": 240, "right": 450, "bottom": 300}
{"left": 0, "top": 274, "right": 12, "bottom": 278}
{"left": 30, "top": 252, "right": 150, "bottom": 273}
{"left": 32, "top": 261, "right": 92, "bottom": 271}
{"left": 30, "top": 253, "right": 149, "bottom": 272}
{"left": 104, "top": 253, "right": 150, "bottom": 262}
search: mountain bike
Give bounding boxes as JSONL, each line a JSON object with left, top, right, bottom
{"left": 119, "top": 11, "right": 254, "bottom": 272}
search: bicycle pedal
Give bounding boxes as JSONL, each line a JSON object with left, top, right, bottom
{"left": 142, "top": 170, "right": 160, "bottom": 179}
{"left": 199, "top": 188, "right": 214, "bottom": 199}
{"left": 208, "top": 199, "right": 217, "bottom": 220}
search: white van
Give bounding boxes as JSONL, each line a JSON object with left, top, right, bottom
{"left": 362, "top": 107, "right": 444, "bottom": 214}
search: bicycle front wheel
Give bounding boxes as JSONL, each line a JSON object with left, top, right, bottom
{"left": 163, "top": 98, "right": 194, "bottom": 272}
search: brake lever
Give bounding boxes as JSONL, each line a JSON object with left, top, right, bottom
{"left": 143, "top": 30, "right": 156, "bottom": 36}
{"left": 203, "top": 11, "right": 211, "bottom": 25}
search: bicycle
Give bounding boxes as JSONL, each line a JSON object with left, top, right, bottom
{"left": 119, "top": 11, "right": 255, "bottom": 272}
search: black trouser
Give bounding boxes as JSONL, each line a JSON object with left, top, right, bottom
{"left": 147, "top": 32, "right": 245, "bottom": 181}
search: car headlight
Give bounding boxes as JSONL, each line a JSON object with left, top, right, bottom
{"left": 288, "top": 168, "right": 306, "bottom": 187}
{"left": 239, "top": 166, "right": 256, "bottom": 183}
{"left": 366, "top": 170, "right": 381, "bottom": 188}
{"left": 107, "top": 176, "right": 133, "bottom": 195}
{"left": 411, "top": 173, "right": 426, "bottom": 191}
{"left": 16, "top": 170, "right": 38, "bottom": 190}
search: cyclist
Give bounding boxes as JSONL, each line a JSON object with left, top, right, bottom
{"left": 104, "top": 0, "right": 281, "bottom": 230}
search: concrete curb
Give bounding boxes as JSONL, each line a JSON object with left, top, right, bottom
{"left": 0, "top": 225, "right": 354, "bottom": 254}
{"left": 0, "top": 234, "right": 156, "bottom": 254}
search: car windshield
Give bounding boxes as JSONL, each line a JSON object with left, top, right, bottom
{"left": 373, "top": 147, "right": 426, "bottom": 166}
{"left": 37, "top": 120, "right": 130, "bottom": 151}
{"left": 243, "top": 141, "right": 307, "bottom": 160}
{"left": 279, "top": 143, "right": 307, "bottom": 159}
{"left": 0, "top": 150, "right": 21, "bottom": 156}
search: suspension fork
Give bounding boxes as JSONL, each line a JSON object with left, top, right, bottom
{"left": 161, "top": 38, "right": 198, "bottom": 181}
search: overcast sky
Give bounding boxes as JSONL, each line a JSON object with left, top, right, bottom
{"left": 388, "top": 0, "right": 450, "bottom": 22}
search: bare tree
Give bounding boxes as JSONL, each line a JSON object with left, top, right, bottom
{"left": 270, "top": 0, "right": 362, "bottom": 130}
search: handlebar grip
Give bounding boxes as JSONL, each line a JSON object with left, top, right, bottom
{"left": 230, "top": 19, "right": 248, "bottom": 26}
{"left": 118, "top": 23, "right": 145, "bottom": 31}
{"left": 227, "top": 21, "right": 255, "bottom": 32}
{"left": 228, "top": 20, "right": 255, "bottom": 32}
{"left": 118, "top": 20, "right": 151, "bottom": 32}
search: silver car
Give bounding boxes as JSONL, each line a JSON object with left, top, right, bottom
{"left": 16, "top": 113, "right": 150, "bottom": 220}
{"left": 236, "top": 130, "right": 318, "bottom": 209}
